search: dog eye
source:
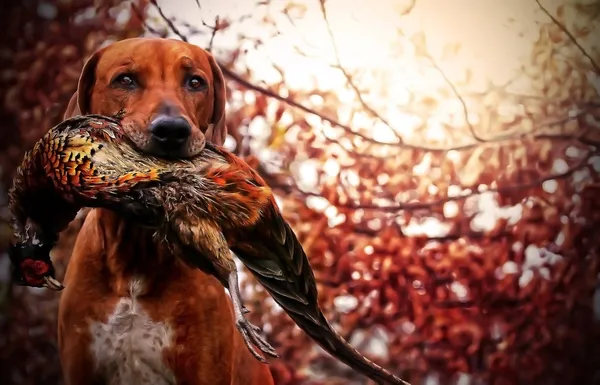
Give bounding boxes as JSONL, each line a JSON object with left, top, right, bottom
{"left": 113, "top": 74, "right": 136, "bottom": 88}
{"left": 186, "top": 76, "right": 206, "bottom": 91}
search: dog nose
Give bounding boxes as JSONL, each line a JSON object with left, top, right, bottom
{"left": 148, "top": 115, "right": 192, "bottom": 156}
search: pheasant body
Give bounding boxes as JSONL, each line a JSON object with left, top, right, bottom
{"left": 8, "top": 114, "right": 410, "bottom": 385}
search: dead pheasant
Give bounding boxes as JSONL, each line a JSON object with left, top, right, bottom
{"left": 8, "top": 114, "right": 410, "bottom": 385}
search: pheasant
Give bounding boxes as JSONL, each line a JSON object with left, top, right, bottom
{"left": 8, "top": 113, "right": 410, "bottom": 385}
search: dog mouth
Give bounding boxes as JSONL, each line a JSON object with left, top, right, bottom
{"left": 117, "top": 119, "right": 203, "bottom": 160}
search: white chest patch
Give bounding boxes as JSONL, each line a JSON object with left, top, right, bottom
{"left": 89, "top": 278, "right": 176, "bottom": 385}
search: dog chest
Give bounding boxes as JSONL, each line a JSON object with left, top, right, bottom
{"left": 89, "top": 278, "right": 176, "bottom": 385}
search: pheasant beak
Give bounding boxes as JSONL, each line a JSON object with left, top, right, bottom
{"left": 43, "top": 276, "right": 65, "bottom": 291}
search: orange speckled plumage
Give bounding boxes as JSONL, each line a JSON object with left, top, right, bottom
{"left": 9, "top": 114, "right": 410, "bottom": 385}
{"left": 10, "top": 116, "right": 163, "bottom": 224}
{"left": 9, "top": 114, "right": 272, "bottom": 239}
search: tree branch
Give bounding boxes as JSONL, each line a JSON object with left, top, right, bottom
{"left": 426, "top": 56, "right": 485, "bottom": 142}
{"left": 206, "top": 16, "right": 219, "bottom": 52}
{"left": 318, "top": 0, "right": 402, "bottom": 143}
{"left": 149, "top": 0, "right": 188, "bottom": 42}
{"left": 192, "top": 0, "right": 221, "bottom": 52}
{"left": 272, "top": 149, "right": 596, "bottom": 212}
{"left": 535, "top": 0, "right": 600, "bottom": 74}
{"left": 130, "top": 2, "right": 167, "bottom": 37}
{"left": 147, "top": 1, "right": 599, "bottom": 155}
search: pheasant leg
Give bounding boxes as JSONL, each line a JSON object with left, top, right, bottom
{"left": 227, "top": 269, "right": 279, "bottom": 363}
{"left": 173, "top": 217, "right": 279, "bottom": 362}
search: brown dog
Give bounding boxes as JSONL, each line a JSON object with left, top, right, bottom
{"left": 57, "top": 38, "right": 275, "bottom": 385}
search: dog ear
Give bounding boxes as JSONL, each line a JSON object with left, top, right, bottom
{"left": 76, "top": 48, "right": 105, "bottom": 115}
{"left": 204, "top": 52, "right": 228, "bottom": 146}
{"left": 63, "top": 91, "right": 81, "bottom": 119}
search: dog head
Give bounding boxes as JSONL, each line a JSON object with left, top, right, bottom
{"left": 66, "top": 37, "right": 227, "bottom": 158}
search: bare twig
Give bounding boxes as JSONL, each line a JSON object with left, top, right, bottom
{"left": 322, "top": 108, "right": 596, "bottom": 157}
{"left": 318, "top": 0, "right": 402, "bottom": 143}
{"left": 535, "top": 0, "right": 600, "bottom": 74}
{"left": 277, "top": 150, "right": 596, "bottom": 212}
{"left": 149, "top": 0, "right": 189, "bottom": 42}
{"left": 147, "top": 1, "right": 598, "bottom": 154}
{"left": 426, "top": 56, "right": 486, "bottom": 142}
{"left": 148, "top": 1, "right": 397, "bottom": 146}
{"left": 192, "top": 0, "right": 221, "bottom": 52}
{"left": 130, "top": 3, "right": 166, "bottom": 37}
{"left": 216, "top": 65, "right": 392, "bottom": 144}
{"left": 206, "top": 16, "right": 219, "bottom": 52}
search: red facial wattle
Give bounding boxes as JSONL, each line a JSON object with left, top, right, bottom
{"left": 19, "top": 258, "right": 50, "bottom": 286}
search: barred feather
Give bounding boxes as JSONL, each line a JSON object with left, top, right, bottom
{"left": 9, "top": 114, "right": 409, "bottom": 385}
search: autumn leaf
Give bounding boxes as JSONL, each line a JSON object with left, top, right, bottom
{"left": 410, "top": 31, "right": 428, "bottom": 57}
{"left": 441, "top": 42, "right": 461, "bottom": 61}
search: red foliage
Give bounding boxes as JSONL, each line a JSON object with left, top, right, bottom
{"left": 1, "top": 1, "right": 600, "bottom": 384}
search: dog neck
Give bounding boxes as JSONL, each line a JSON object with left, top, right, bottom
{"left": 92, "top": 208, "right": 178, "bottom": 297}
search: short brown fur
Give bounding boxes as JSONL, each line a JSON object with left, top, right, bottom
{"left": 58, "top": 37, "right": 274, "bottom": 385}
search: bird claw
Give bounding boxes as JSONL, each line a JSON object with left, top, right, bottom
{"left": 235, "top": 317, "right": 280, "bottom": 363}
{"left": 43, "top": 276, "right": 65, "bottom": 291}
{"left": 227, "top": 269, "right": 279, "bottom": 363}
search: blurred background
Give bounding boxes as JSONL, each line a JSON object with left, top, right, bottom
{"left": 1, "top": 0, "right": 599, "bottom": 384}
